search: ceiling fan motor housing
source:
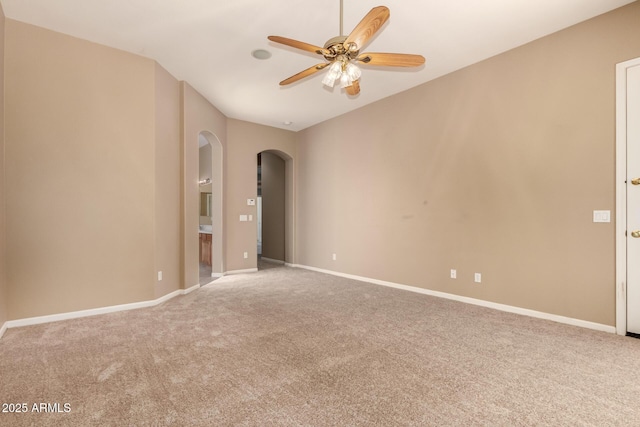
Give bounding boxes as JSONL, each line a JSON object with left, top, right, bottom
{"left": 323, "top": 36, "right": 359, "bottom": 61}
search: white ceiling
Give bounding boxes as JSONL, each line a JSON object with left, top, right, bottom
{"left": 1, "top": 0, "right": 635, "bottom": 131}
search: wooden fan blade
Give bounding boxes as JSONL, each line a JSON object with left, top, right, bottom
{"left": 268, "top": 36, "right": 328, "bottom": 56}
{"left": 356, "top": 52, "right": 425, "bottom": 67}
{"left": 345, "top": 79, "right": 360, "bottom": 96}
{"left": 279, "top": 63, "right": 329, "bottom": 86}
{"left": 344, "top": 6, "right": 390, "bottom": 52}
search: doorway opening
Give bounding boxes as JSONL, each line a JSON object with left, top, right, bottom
{"left": 198, "top": 132, "right": 223, "bottom": 285}
{"left": 257, "top": 151, "right": 288, "bottom": 270}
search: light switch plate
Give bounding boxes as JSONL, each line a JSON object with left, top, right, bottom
{"left": 239, "top": 214, "right": 248, "bottom": 222}
{"left": 593, "top": 210, "right": 611, "bottom": 223}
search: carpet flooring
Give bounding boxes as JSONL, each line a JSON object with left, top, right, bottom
{"left": 1, "top": 264, "right": 640, "bottom": 426}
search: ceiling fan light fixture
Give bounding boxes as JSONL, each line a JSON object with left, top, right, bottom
{"left": 322, "top": 61, "right": 343, "bottom": 87}
{"left": 339, "top": 72, "right": 352, "bottom": 88}
{"left": 322, "top": 58, "right": 361, "bottom": 89}
{"left": 345, "top": 62, "right": 361, "bottom": 80}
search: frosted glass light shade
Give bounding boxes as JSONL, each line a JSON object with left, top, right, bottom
{"left": 322, "top": 62, "right": 343, "bottom": 87}
{"left": 323, "top": 60, "right": 361, "bottom": 89}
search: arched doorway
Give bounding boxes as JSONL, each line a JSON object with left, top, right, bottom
{"left": 199, "top": 131, "right": 223, "bottom": 282}
{"left": 257, "top": 150, "right": 293, "bottom": 269}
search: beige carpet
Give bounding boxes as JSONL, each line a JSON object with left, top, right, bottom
{"left": 1, "top": 264, "right": 640, "bottom": 426}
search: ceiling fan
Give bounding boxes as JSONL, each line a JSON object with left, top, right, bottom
{"left": 268, "top": 3, "right": 425, "bottom": 96}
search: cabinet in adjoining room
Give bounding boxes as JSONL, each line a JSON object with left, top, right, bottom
{"left": 199, "top": 230, "right": 212, "bottom": 266}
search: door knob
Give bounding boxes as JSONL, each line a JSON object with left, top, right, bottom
{"left": 632, "top": 178, "right": 640, "bottom": 185}
{"left": 632, "top": 231, "right": 640, "bottom": 238}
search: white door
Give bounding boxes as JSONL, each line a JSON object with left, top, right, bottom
{"left": 627, "top": 63, "right": 640, "bottom": 334}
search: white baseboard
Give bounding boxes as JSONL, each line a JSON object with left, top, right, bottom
{"left": 2, "top": 284, "right": 201, "bottom": 334}
{"left": 293, "top": 264, "right": 616, "bottom": 334}
{"left": 2, "top": 266, "right": 615, "bottom": 339}
{"left": 182, "top": 283, "right": 200, "bottom": 295}
{"left": 225, "top": 268, "right": 258, "bottom": 275}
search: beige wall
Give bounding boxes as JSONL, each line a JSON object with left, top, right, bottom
{"left": 181, "top": 83, "right": 226, "bottom": 281}
{"left": 4, "top": 20, "right": 230, "bottom": 319}
{"left": 154, "top": 63, "right": 182, "bottom": 299}
{"left": 0, "top": 5, "right": 7, "bottom": 327}
{"left": 296, "top": 2, "right": 640, "bottom": 327}
{"left": 5, "top": 20, "right": 157, "bottom": 319}
{"left": 226, "top": 119, "right": 296, "bottom": 270}
{"left": 261, "top": 152, "right": 286, "bottom": 261}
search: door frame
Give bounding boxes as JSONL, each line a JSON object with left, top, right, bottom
{"left": 615, "top": 57, "right": 640, "bottom": 335}
{"left": 257, "top": 150, "right": 290, "bottom": 265}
